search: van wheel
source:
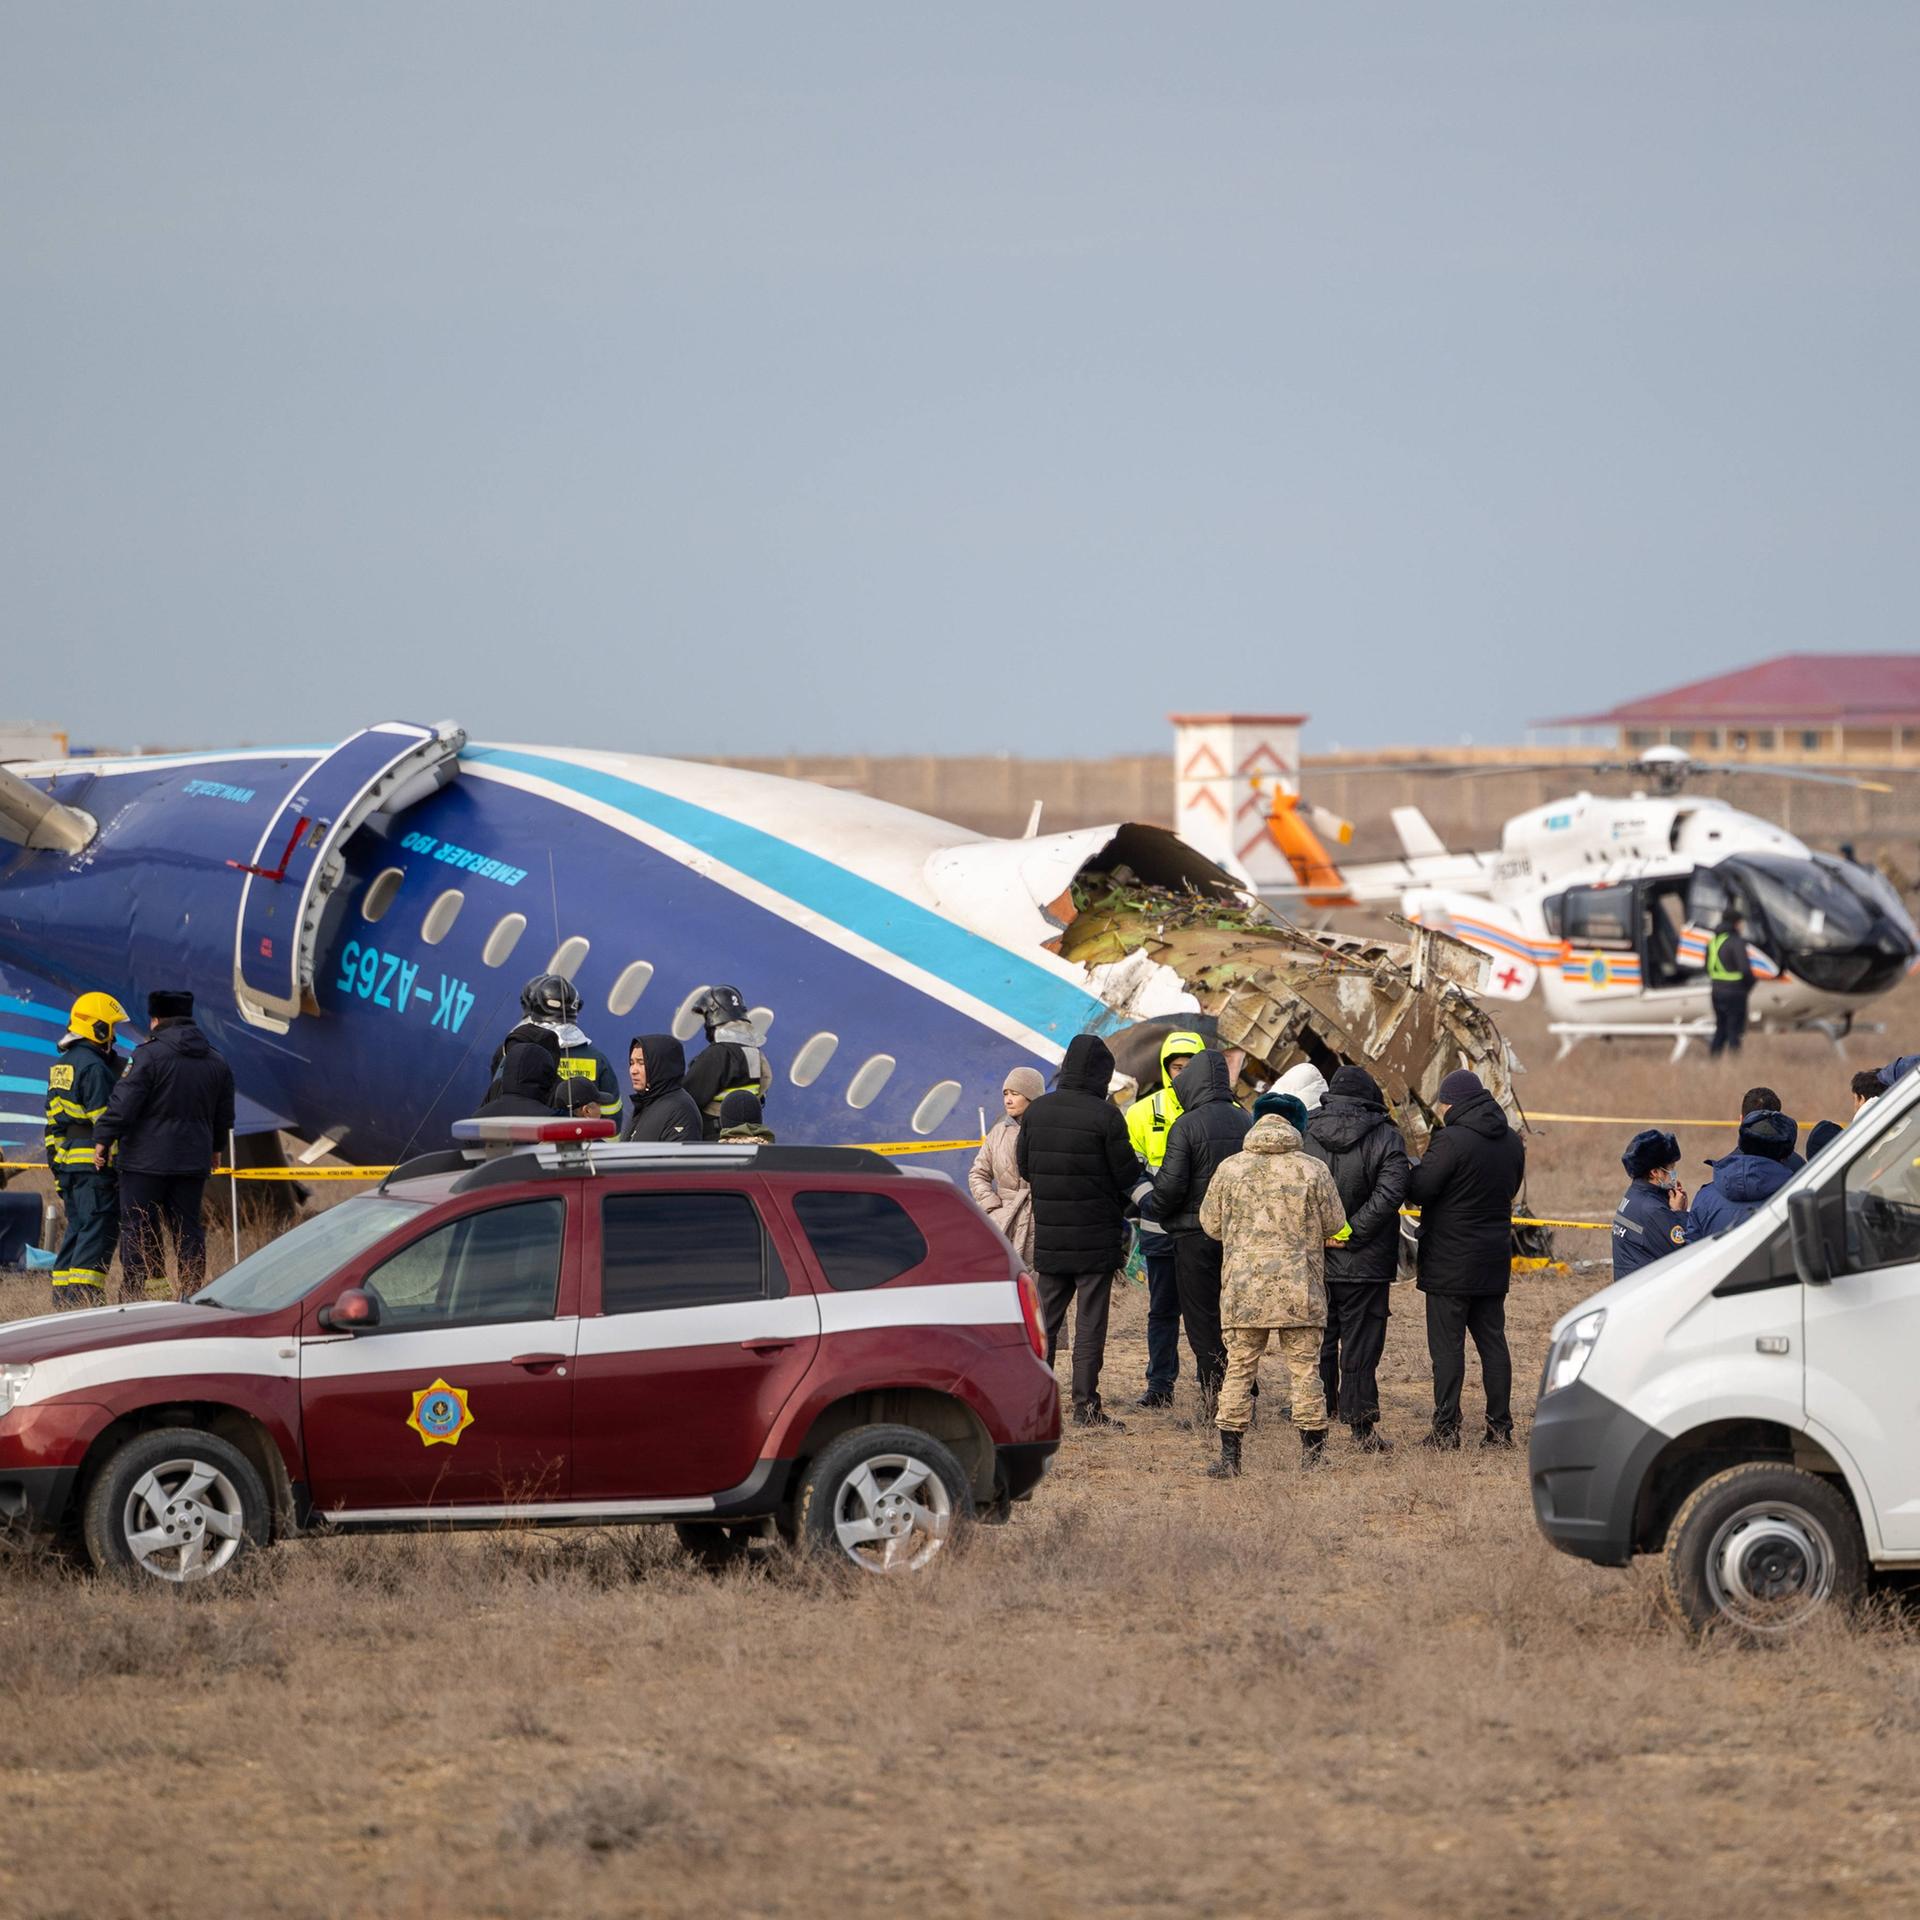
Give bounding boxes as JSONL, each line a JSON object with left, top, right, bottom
{"left": 83, "top": 1428, "right": 268, "bottom": 1585}
{"left": 795, "top": 1425, "right": 973, "bottom": 1576}
{"left": 1664, "top": 1462, "right": 1865, "bottom": 1636}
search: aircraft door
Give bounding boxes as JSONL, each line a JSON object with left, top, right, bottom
{"left": 232, "top": 721, "right": 465, "bottom": 1031}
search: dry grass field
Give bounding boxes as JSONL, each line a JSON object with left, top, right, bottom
{"left": 0, "top": 983, "right": 1913, "bottom": 1920}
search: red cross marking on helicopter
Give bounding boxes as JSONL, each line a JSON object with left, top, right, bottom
{"left": 1496, "top": 965, "right": 1523, "bottom": 991}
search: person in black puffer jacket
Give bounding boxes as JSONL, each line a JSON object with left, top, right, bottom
{"left": 1147, "top": 1050, "right": 1252, "bottom": 1412}
{"left": 1405, "top": 1069, "right": 1526, "bottom": 1448}
{"left": 622, "top": 1034, "right": 704, "bottom": 1144}
{"left": 1299, "top": 1065, "right": 1411, "bottom": 1450}
{"left": 92, "top": 990, "right": 236, "bottom": 1303}
{"left": 1016, "top": 1032, "right": 1140, "bottom": 1428}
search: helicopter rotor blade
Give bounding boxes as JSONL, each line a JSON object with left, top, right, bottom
{"left": 1688, "top": 762, "right": 1895, "bottom": 794}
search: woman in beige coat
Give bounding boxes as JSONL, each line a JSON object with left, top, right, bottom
{"left": 969, "top": 1066, "right": 1045, "bottom": 1266}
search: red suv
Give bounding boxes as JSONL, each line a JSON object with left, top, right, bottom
{"left": 0, "top": 1129, "right": 1060, "bottom": 1582}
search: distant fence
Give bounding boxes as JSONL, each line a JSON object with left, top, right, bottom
{"left": 698, "top": 750, "right": 1920, "bottom": 865}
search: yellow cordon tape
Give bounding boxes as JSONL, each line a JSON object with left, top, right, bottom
{"left": 1527, "top": 1110, "right": 1762, "bottom": 1130}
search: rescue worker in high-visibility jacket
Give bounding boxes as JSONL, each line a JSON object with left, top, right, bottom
{"left": 1123, "top": 1029, "right": 1205, "bottom": 1408}
{"left": 684, "top": 985, "right": 774, "bottom": 1141}
{"left": 43, "top": 992, "right": 128, "bottom": 1307}
{"left": 1611, "top": 1128, "right": 1695, "bottom": 1282}
{"left": 1707, "top": 911, "right": 1755, "bottom": 1058}
{"left": 487, "top": 974, "right": 622, "bottom": 1123}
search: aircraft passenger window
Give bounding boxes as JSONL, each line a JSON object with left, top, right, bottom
{"left": 793, "top": 1191, "right": 928, "bottom": 1291}
{"left": 1561, "top": 885, "right": 1635, "bottom": 947}
{"left": 749, "top": 1006, "right": 775, "bottom": 1042}
{"left": 911, "top": 1080, "right": 963, "bottom": 1136}
{"left": 548, "top": 936, "right": 590, "bottom": 978}
{"left": 845, "top": 1054, "right": 896, "bottom": 1110}
{"left": 482, "top": 913, "right": 528, "bottom": 968}
{"left": 599, "top": 1192, "right": 785, "bottom": 1313}
{"left": 790, "top": 1032, "right": 840, "bottom": 1087}
{"left": 1542, "top": 896, "right": 1564, "bottom": 937}
{"left": 361, "top": 1200, "right": 564, "bottom": 1330}
{"left": 608, "top": 961, "right": 655, "bottom": 1017}
{"left": 671, "top": 985, "right": 712, "bottom": 1042}
{"left": 1843, "top": 1106, "right": 1920, "bottom": 1274}
{"left": 361, "top": 869, "right": 405, "bottom": 924}
{"left": 421, "top": 889, "right": 464, "bottom": 946}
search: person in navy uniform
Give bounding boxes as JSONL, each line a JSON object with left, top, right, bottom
{"left": 1611, "top": 1129, "right": 1695, "bottom": 1281}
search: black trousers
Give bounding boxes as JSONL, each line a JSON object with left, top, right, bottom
{"left": 119, "top": 1171, "right": 209, "bottom": 1302}
{"left": 1142, "top": 1241, "right": 1181, "bottom": 1396}
{"left": 1318, "top": 1280, "right": 1392, "bottom": 1427}
{"left": 1035, "top": 1268, "right": 1116, "bottom": 1413}
{"left": 1425, "top": 1291, "right": 1512, "bottom": 1436}
{"left": 1709, "top": 984, "right": 1750, "bottom": 1057}
{"left": 1171, "top": 1232, "right": 1227, "bottom": 1404}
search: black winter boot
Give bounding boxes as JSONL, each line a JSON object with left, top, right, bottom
{"left": 1352, "top": 1421, "right": 1392, "bottom": 1454}
{"left": 1206, "top": 1430, "right": 1243, "bottom": 1479}
{"left": 1299, "top": 1427, "right": 1327, "bottom": 1466}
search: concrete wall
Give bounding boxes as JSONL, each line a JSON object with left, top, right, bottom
{"left": 698, "top": 749, "right": 1920, "bottom": 867}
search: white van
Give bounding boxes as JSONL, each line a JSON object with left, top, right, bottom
{"left": 1530, "top": 1067, "right": 1920, "bottom": 1634}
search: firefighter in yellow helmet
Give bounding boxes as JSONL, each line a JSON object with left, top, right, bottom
{"left": 44, "top": 992, "right": 129, "bottom": 1307}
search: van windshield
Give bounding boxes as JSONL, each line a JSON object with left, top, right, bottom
{"left": 195, "top": 1195, "right": 424, "bottom": 1313}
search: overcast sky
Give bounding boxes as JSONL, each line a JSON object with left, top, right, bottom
{"left": 4, "top": 5, "right": 1914, "bottom": 759}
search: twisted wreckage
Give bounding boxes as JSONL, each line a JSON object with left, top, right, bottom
{"left": 1050, "top": 864, "right": 1543, "bottom": 1256}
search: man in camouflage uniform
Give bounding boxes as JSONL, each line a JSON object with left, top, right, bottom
{"left": 1198, "top": 1111, "right": 1349, "bottom": 1475}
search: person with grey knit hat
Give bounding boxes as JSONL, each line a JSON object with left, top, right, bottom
{"left": 968, "top": 1066, "right": 1045, "bottom": 1267}
{"left": 1405, "top": 1069, "right": 1525, "bottom": 1449}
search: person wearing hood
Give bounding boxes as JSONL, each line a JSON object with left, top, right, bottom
{"left": 43, "top": 991, "right": 129, "bottom": 1307}
{"left": 1691, "top": 1109, "right": 1800, "bottom": 1235}
{"left": 93, "top": 990, "right": 236, "bottom": 1303}
{"left": 1611, "top": 1129, "right": 1695, "bottom": 1281}
{"left": 1738, "top": 1087, "right": 1804, "bottom": 1172}
{"left": 717, "top": 1090, "right": 776, "bottom": 1144}
{"left": 475, "top": 1029, "right": 564, "bottom": 1118}
{"left": 1198, "top": 1112, "right": 1349, "bottom": 1474}
{"left": 970, "top": 1066, "right": 1044, "bottom": 1267}
{"left": 1123, "top": 1030, "right": 1206, "bottom": 1409}
{"left": 1299, "top": 1065, "right": 1412, "bottom": 1450}
{"left": 1016, "top": 1033, "right": 1141, "bottom": 1428}
{"left": 487, "top": 974, "right": 623, "bottom": 1125}
{"left": 622, "top": 1034, "right": 704, "bottom": 1144}
{"left": 1405, "top": 1069, "right": 1526, "bottom": 1449}
{"left": 1271, "top": 1061, "right": 1328, "bottom": 1115}
{"left": 1147, "top": 1050, "right": 1254, "bottom": 1416}
{"left": 684, "top": 985, "right": 774, "bottom": 1141}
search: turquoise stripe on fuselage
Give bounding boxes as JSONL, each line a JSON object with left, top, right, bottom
{"left": 0, "top": 1075, "right": 49, "bottom": 1097}
{"left": 468, "top": 748, "right": 1107, "bottom": 1043}
{"left": 0, "top": 1030, "right": 60, "bottom": 1058}
{"left": 0, "top": 996, "right": 67, "bottom": 1026}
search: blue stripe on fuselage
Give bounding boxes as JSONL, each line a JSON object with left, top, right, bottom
{"left": 0, "top": 1030, "right": 60, "bottom": 1057}
{"left": 468, "top": 748, "right": 1107, "bottom": 1043}
{"left": 0, "top": 996, "right": 67, "bottom": 1026}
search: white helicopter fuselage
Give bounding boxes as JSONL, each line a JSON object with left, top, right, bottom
{"left": 1339, "top": 790, "right": 1914, "bottom": 1031}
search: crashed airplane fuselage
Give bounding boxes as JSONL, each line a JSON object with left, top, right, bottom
{"left": 0, "top": 731, "right": 1517, "bottom": 1178}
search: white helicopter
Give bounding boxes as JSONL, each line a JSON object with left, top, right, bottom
{"left": 1299, "top": 747, "right": 1917, "bottom": 1054}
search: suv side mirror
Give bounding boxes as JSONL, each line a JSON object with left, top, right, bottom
{"left": 1788, "top": 1191, "right": 1831, "bottom": 1287}
{"left": 317, "top": 1287, "right": 381, "bottom": 1332}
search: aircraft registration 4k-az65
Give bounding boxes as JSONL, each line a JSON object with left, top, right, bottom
{"left": 0, "top": 721, "right": 1513, "bottom": 1181}
{"left": 1300, "top": 747, "right": 1919, "bottom": 1056}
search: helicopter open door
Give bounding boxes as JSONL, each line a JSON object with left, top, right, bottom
{"left": 231, "top": 721, "right": 466, "bottom": 1032}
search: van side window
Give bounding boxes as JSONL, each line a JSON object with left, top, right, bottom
{"left": 362, "top": 1201, "right": 564, "bottom": 1328}
{"left": 1842, "top": 1108, "right": 1920, "bottom": 1273}
{"left": 793, "top": 1191, "right": 927, "bottom": 1291}
{"left": 599, "top": 1193, "right": 787, "bottom": 1312}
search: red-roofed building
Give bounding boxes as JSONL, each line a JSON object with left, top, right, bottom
{"left": 1546, "top": 654, "right": 1920, "bottom": 762}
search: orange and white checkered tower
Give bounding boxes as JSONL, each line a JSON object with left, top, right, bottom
{"left": 1170, "top": 712, "right": 1307, "bottom": 890}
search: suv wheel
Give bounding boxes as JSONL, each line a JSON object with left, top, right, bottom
{"left": 83, "top": 1428, "right": 268, "bottom": 1585}
{"left": 795, "top": 1425, "right": 973, "bottom": 1576}
{"left": 1664, "top": 1462, "right": 1866, "bottom": 1637}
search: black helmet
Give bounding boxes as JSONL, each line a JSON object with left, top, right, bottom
{"left": 520, "top": 973, "right": 582, "bottom": 1021}
{"left": 694, "top": 984, "right": 750, "bottom": 1033}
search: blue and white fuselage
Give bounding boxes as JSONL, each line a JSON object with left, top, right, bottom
{"left": 0, "top": 730, "right": 1222, "bottom": 1174}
